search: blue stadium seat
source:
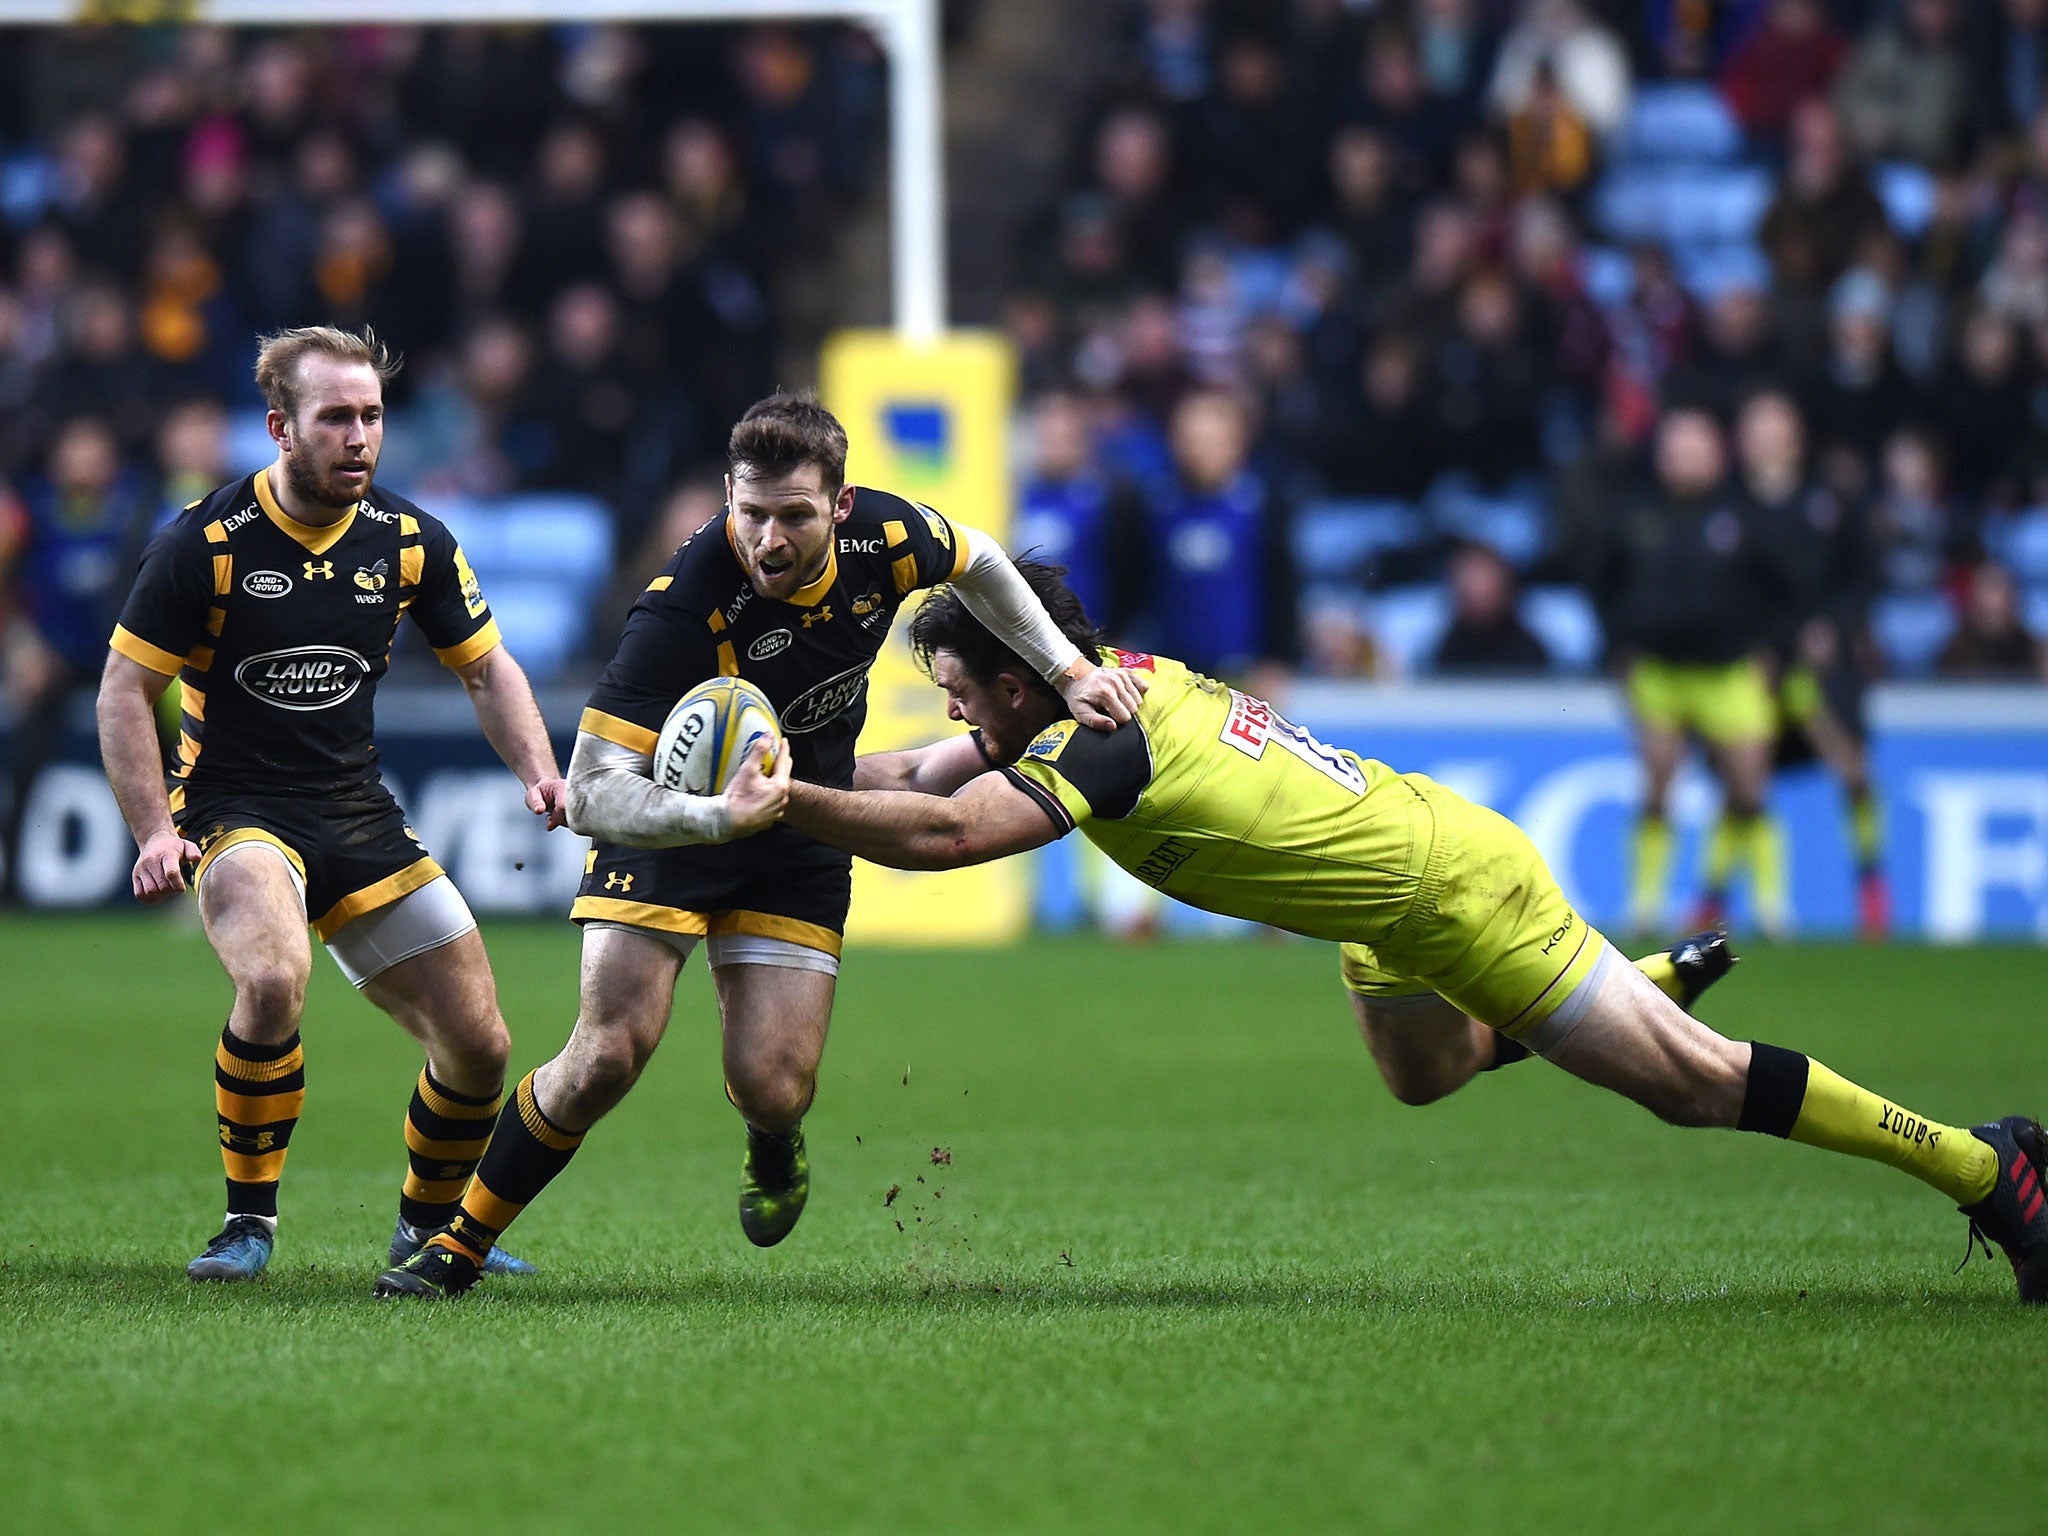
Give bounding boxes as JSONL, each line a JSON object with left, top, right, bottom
{"left": 1365, "top": 584, "right": 1452, "bottom": 675}
{"left": 1579, "top": 245, "right": 1635, "bottom": 310}
{"left": 482, "top": 579, "right": 586, "bottom": 683}
{"left": 492, "top": 495, "right": 617, "bottom": 588}
{"left": 1993, "top": 508, "right": 2048, "bottom": 583}
{"left": 227, "top": 410, "right": 277, "bottom": 478}
{"left": 1520, "top": 585, "right": 1604, "bottom": 673}
{"left": 1592, "top": 170, "right": 1667, "bottom": 244}
{"left": 422, "top": 497, "right": 503, "bottom": 569}
{"left": 1872, "top": 591, "right": 1957, "bottom": 676}
{"left": 1875, "top": 162, "right": 1936, "bottom": 240}
{"left": 1618, "top": 83, "right": 1744, "bottom": 164}
{"left": 1663, "top": 167, "right": 1773, "bottom": 245}
{"left": 1428, "top": 483, "right": 1549, "bottom": 569}
{"left": 1292, "top": 498, "right": 1426, "bottom": 587}
{"left": 1677, "top": 242, "right": 1771, "bottom": 301}
{"left": 2025, "top": 583, "right": 2048, "bottom": 642}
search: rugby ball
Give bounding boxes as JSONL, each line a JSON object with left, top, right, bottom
{"left": 651, "top": 677, "right": 781, "bottom": 795}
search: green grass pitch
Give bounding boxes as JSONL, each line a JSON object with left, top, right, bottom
{"left": 2, "top": 915, "right": 2043, "bottom": 1534}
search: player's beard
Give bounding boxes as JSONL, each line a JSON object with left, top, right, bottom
{"left": 283, "top": 437, "right": 374, "bottom": 510}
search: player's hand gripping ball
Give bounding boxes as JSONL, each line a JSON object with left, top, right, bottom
{"left": 652, "top": 677, "right": 782, "bottom": 795}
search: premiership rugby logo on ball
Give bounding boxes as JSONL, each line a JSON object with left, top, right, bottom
{"left": 652, "top": 677, "right": 780, "bottom": 794}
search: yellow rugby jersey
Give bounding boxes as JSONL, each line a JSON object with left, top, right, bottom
{"left": 1002, "top": 649, "right": 1427, "bottom": 943}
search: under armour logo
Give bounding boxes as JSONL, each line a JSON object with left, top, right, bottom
{"left": 802, "top": 605, "right": 833, "bottom": 628}
{"left": 304, "top": 560, "right": 334, "bottom": 580}
{"left": 604, "top": 872, "right": 635, "bottom": 892}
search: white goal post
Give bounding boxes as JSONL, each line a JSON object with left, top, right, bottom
{"left": 15, "top": 0, "right": 948, "bottom": 341}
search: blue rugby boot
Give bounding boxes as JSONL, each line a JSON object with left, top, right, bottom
{"left": 388, "top": 1219, "right": 536, "bottom": 1276}
{"left": 739, "top": 1124, "right": 810, "bottom": 1247}
{"left": 187, "top": 1216, "right": 274, "bottom": 1281}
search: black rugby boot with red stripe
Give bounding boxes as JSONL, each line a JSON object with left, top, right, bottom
{"left": 1960, "top": 1116, "right": 2048, "bottom": 1304}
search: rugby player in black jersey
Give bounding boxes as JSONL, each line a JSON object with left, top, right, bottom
{"left": 96, "top": 326, "right": 568, "bottom": 1283}
{"left": 375, "top": 394, "right": 1143, "bottom": 1297}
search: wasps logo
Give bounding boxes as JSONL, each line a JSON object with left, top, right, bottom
{"left": 304, "top": 560, "right": 334, "bottom": 580}
{"left": 850, "top": 590, "right": 884, "bottom": 617}
{"left": 353, "top": 559, "right": 388, "bottom": 593}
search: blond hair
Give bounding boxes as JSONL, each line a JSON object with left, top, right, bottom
{"left": 253, "top": 325, "right": 401, "bottom": 420}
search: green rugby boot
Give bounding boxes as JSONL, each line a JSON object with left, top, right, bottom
{"left": 371, "top": 1239, "right": 482, "bottom": 1299}
{"left": 739, "top": 1123, "right": 809, "bottom": 1247}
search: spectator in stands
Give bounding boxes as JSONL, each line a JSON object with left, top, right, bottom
{"left": 1136, "top": 389, "right": 1294, "bottom": 677}
{"left": 0, "top": 415, "right": 152, "bottom": 902}
{"left": 1316, "top": 332, "right": 1443, "bottom": 502}
{"left": 1015, "top": 390, "right": 1133, "bottom": 629}
{"left": 1666, "top": 275, "right": 1782, "bottom": 420}
{"left": 1321, "top": 125, "right": 1417, "bottom": 293}
{"left": 1869, "top": 426, "right": 1960, "bottom": 593}
{"left": 1590, "top": 406, "right": 1789, "bottom": 935}
{"left": 152, "top": 398, "right": 229, "bottom": 530}
{"left": 1414, "top": 0, "right": 1497, "bottom": 113}
{"left": 1800, "top": 268, "right": 1918, "bottom": 486}
{"left": 1353, "top": 25, "right": 1466, "bottom": 191}
{"left": 1197, "top": 32, "right": 1311, "bottom": 241}
{"left": 1429, "top": 269, "right": 1546, "bottom": 490}
{"left": 1759, "top": 99, "right": 1889, "bottom": 302}
{"left": 1936, "top": 559, "right": 2048, "bottom": 677}
{"left": 1969, "top": 0, "right": 2048, "bottom": 145}
{"left": 1978, "top": 205, "right": 2048, "bottom": 327}
{"left": 1092, "top": 107, "right": 1188, "bottom": 295}
{"left": 1503, "top": 61, "right": 1596, "bottom": 201}
{"left": 531, "top": 283, "right": 637, "bottom": 523}
{"left": 527, "top": 119, "right": 612, "bottom": 295}
{"left": 1431, "top": 541, "right": 1550, "bottom": 673}
{"left": 445, "top": 181, "right": 546, "bottom": 336}
{"left": 33, "top": 282, "right": 167, "bottom": 462}
{"left": 1939, "top": 308, "right": 2031, "bottom": 514}
{"left": 1488, "top": 0, "right": 1632, "bottom": 139}
{"left": 1718, "top": 0, "right": 1848, "bottom": 145}
{"left": 1833, "top": 0, "right": 1971, "bottom": 170}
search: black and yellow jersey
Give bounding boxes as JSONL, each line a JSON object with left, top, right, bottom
{"left": 110, "top": 470, "right": 499, "bottom": 805}
{"left": 1003, "top": 648, "right": 1427, "bottom": 943}
{"left": 579, "top": 486, "right": 967, "bottom": 789}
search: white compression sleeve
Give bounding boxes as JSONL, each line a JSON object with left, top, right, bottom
{"left": 947, "top": 523, "right": 1086, "bottom": 681}
{"left": 564, "top": 732, "right": 735, "bottom": 848}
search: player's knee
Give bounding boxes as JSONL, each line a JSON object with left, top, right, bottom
{"left": 236, "top": 960, "right": 307, "bottom": 1032}
{"left": 1382, "top": 1066, "right": 1459, "bottom": 1108}
{"left": 729, "top": 1057, "right": 815, "bottom": 1128}
{"left": 561, "top": 1027, "right": 651, "bottom": 1112}
{"left": 459, "top": 1014, "right": 512, "bottom": 1082}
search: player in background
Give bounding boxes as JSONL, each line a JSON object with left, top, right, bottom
{"left": 96, "top": 326, "right": 568, "bottom": 1282}
{"left": 1734, "top": 390, "right": 1890, "bottom": 938}
{"left": 374, "top": 394, "right": 1144, "bottom": 1298}
{"left": 750, "top": 561, "right": 2046, "bottom": 1305}
{"left": 1587, "top": 406, "right": 1791, "bottom": 936}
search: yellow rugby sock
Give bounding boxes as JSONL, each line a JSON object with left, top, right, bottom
{"left": 1850, "top": 788, "right": 1884, "bottom": 873}
{"left": 1703, "top": 817, "right": 1739, "bottom": 899}
{"left": 1744, "top": 815, "right": 1789, "bottom": 930}
{"left": 1740, "top": 1044, "right": 1996, "bottom": 1205}
{"left": 1629, "top": 816, "right": 1673, "bottom": 930}
{"left": 1634, "top": 949, "right": 1679, "bottom": 1001}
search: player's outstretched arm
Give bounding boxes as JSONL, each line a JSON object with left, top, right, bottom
{"left": 782, "top": 773, "right": 1060, "bottom": 871}
{"left": 852, "top": 732, "right": 996, "bottom": 794}
{"left": 451, "top": 643, "right": 569, "bottom": 828}
{"left": 566, "top": 732, "right": 788, "bottom": 847}
{"left": 948, "top": 524, "right": 1145, "bottom": 731}
{"left": 95, "top": 651, "right": 200, "bottom": 903}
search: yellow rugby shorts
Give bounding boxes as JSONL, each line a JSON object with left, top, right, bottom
{"left": 1626, "top": 657, "right": 1775, "bottom": 748}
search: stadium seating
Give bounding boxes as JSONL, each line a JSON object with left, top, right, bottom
{"left": 1616, "top": 83, "right": 1744, "bottom": 165}
{"left": 1993, "top": 507, "right": 2048, "bottom": 584}
{"left": 1519, "top": 585, "right": 1604, "bottom": 673}
{"left": 1874, "top": 162, "right": 1937, "bottom": 241}
{"left": 1364, "top": 584, "right": 1454, "bottom": 675}
{"left": 424, "top": 493, "right": 616, "bottom": 682}
{"left": 1872, "top": 591, "right": 1958, "bottom": 676}
{"left": 1426, "top": 480, "right": 1550, "bottom": 569}
{"left": 1291, "top": 498, "right": 1428, "bottom": 588}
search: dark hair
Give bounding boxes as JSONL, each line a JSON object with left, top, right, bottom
{"left": 727, "top": 392, "right": 848, "bottom": 491}
{"left": 907, "top": 557, "right": 1107, "bottom": 692}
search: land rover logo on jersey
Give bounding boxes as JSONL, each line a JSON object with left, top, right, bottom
{"left": 779, "top": 661, "right": 871, "bottom": 734}
{"left": 242, "top": 570, "right": 293, "bottom": 599}
{"left": 234, "top": 646, "right": 371, "bottom": 711}
{"left": 748, "top": 628, "right": 794, "bottom": 661}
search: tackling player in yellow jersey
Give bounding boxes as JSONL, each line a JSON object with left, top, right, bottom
{"left": 747, "top": 561, "right": 2048, "bottom": 1305}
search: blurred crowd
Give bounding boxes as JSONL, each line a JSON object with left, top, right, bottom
{"left": 1004, "top": 0, "right": 2048, "bottom": 683}
{"left": 4, "top": 4, "right": 2048, "bottom": 723}
{"left": 0, "top": 20, "right": 882, "bottom": 712}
